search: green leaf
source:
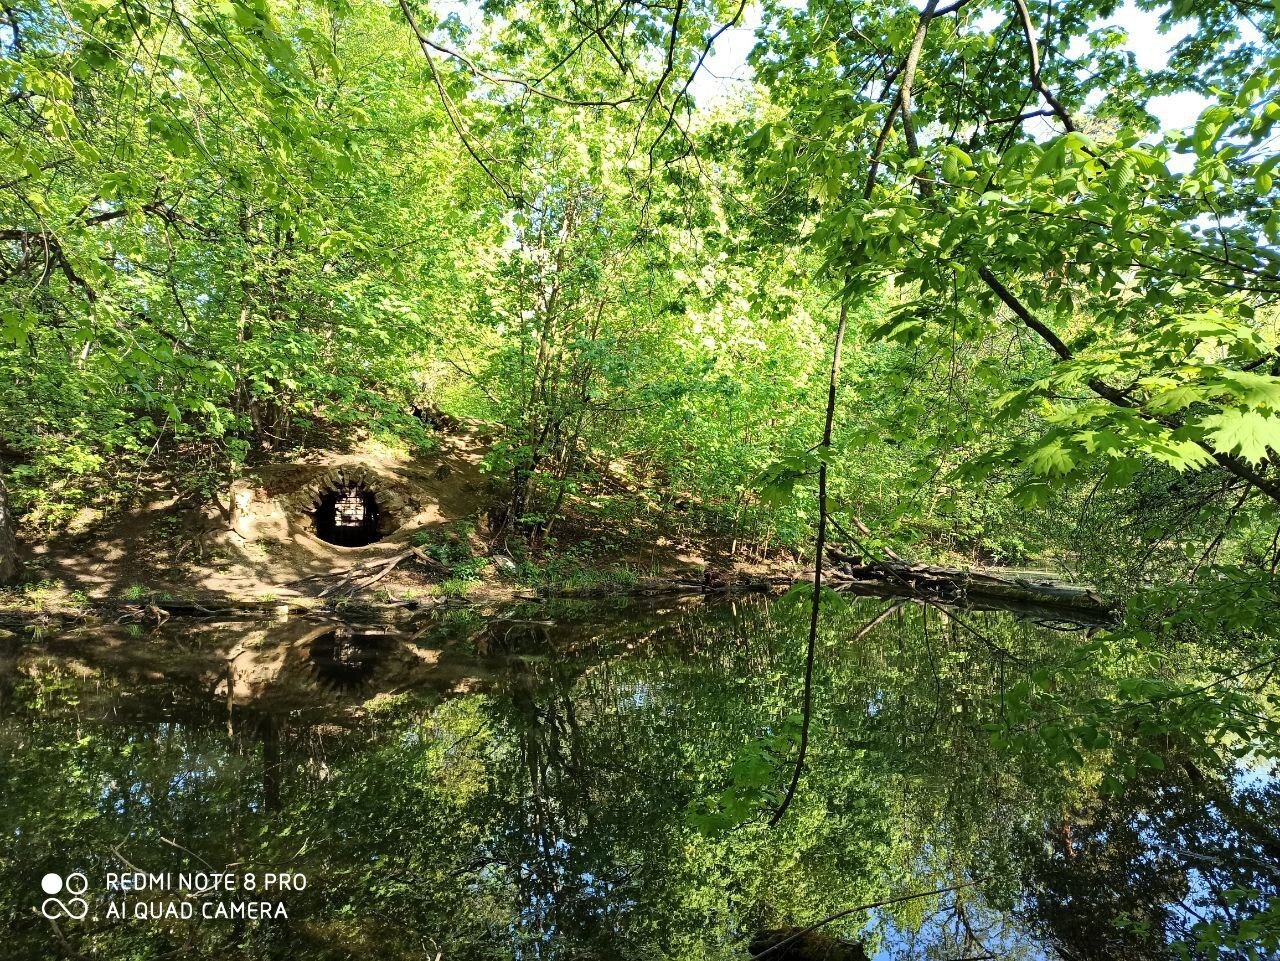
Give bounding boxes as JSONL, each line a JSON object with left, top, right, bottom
{"left": 1024, "top": 437, "right": 1075, "bottom": 476}
{"left": 1200, "top": 408, "right": 1280, "bottom": 465}
{"left": 1215, "top": 371, "right": 1280, "bottom": 411}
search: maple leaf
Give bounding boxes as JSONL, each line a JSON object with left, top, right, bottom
{"left": 1200, "top": 408, "right": 1280, "bottom": 465}
{"left": 1215, "top": 370, "right": 1280, "bottom": 411}
{"left": 1024, "top": 437, "right": 1076, "bottom": 476}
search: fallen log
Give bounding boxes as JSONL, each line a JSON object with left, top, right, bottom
{"left": 824, "top": 549, "right": 1116, "bottom": 624}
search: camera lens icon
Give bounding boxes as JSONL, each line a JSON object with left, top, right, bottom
{"left": 40, "top": 872, "right": 89, "bottom": 920}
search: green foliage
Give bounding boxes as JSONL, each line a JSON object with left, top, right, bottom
{"left": 118, "top": 582, "right": 149, "bottom": 601}
{"left": 7, "top": 595, "right": 1275, "bottom": 958}
{"left": 413, "top": 521, "right": 489, "bottom": 583}
{"left": 1, "top": 0, "right": 489, "bottom": 522}
{"left": 0, "top": 7, "right": 1278, "bottom": 960}
{"left": 1, "top": 5, "right": 1279, "bottom": 950}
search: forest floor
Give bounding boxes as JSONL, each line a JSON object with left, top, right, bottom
{"left": 0, "top": 427, "right": 793, "bottom": 620}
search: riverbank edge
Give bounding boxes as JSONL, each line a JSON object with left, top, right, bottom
{"left": 0, "top": 558, "right": 1119, "bottom": 632}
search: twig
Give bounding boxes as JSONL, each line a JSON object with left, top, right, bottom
{"left": 749, "top": 881, "right": 980, "bottom": 959}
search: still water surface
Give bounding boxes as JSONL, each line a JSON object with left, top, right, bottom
{"left": 0, "top": 595, "right": 1275, "bottom": 959}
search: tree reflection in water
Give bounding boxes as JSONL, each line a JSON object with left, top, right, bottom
{"left": 0, "top": 597, "right": 1274, "bottom": 960}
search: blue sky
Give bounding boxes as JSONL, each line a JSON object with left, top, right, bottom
{"left": 688, "top": 1, "right": 1214, "bottom": 136}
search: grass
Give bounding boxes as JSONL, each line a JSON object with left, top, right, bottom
{"left": 412, "top": 521, "right": 492, "bottom": 597}
{"left": 0, "top": 578, "right": 96, "bottom": 613}
{"left": 405, "top": 517, "right": 664, "bottom": 598}
{"left": 436, "top": 578, "right": 477, "bottom": 598}
{"left": 514, "top": 556, "right": 648, "bottom": 592}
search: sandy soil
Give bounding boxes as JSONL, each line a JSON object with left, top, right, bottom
{"left": 6, "top": 429, "right": 793, "bottom": 614}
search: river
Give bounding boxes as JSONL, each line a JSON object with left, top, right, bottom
{"left": 0, "top": 595, "right": 1275, "bottom": 959}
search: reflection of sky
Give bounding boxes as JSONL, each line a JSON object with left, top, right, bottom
{"left": 868, "top": 900, "right": 1054, "bottom": 961}
{"left": 95, "top": 728, "right": 228, "bottom": 815}
{"left": 865, "top": 760, "right": 1278, "bottom": 959}
{"left": 10, "top": 603, "right": 1277, "bottom": 959}
{"left": 1236, "top": 758, "right": 1276, "bottom": 792}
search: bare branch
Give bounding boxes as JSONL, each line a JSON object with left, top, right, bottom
{"left": 399, "top": 3, "right": 639, "bottom": 107}
{"left": 1011, "top": 0, "right": 1075, "bottom": 131}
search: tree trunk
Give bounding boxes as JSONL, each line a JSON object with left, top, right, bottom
{"left": 824, "top": 552, "right": 1115, "bottom": 621}
{"left": 770, "top": 297, "right": 850, "bottom": 827}
{"left": 0, "top": 472, "right": 18, "bottom": 585}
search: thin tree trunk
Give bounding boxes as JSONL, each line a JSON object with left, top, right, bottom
{"left": 0, "top": 472, "right": 17, "bottom": 585}
{"left": 770, "top": 297, "right": 849, "bottom": 826}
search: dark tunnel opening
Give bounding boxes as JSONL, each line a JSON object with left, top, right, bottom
{"left": 307, "top": 628, "right": 390, "bottom": 690}
{"left": 314, "top": 484, "right": 383, "bottom": 547}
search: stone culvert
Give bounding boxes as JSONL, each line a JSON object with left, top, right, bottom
{"left": 230, "top": 464, "right": 423, "bottom": 549}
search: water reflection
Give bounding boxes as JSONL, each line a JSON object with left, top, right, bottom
{"left": 306, "top": 628, "right": 394, "bottom": 691}
{"left": 0, "top": 597, "right": 1273, "bottom": 960}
